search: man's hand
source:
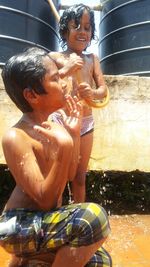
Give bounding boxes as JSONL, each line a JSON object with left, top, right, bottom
{"left": 61, "top": 95, "right": 82, "bottom": 136}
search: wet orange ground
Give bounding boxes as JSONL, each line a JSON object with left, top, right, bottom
{"left": 105, "top": 215, "right": 150, "bottom": 267}
{"left": 0, "top": 215, "right": 150, "bottom": 267}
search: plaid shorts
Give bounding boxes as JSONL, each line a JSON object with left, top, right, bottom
{"left": 0, "top": 203, "right": 112, "bottom": 266}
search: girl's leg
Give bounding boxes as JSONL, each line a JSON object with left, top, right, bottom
{"left": 72, "top": 132, "right": 93, "bottom": 203}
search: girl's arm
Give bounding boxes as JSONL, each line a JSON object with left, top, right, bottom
{"left": 50, "top": 52, "right": 83, "bottom": 79}
{"left": 92, "top": 54, "right": 108, "bottom": 100}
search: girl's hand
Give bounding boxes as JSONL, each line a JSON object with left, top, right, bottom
{"left": 64, "top": 53, "right": 84, "bottom": 75}
{"left": 77, "top": 82, "right": 93, "bottom": 101}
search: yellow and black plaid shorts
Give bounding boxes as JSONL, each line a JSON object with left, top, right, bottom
{"left": 0, "top": 203, "right": 112, "bottom": 266}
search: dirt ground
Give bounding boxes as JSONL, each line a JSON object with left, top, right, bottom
{"left": 105, "top": 214, "right": 150, "bottom": 267}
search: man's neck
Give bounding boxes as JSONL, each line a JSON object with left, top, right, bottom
{"left": 21, "top": 112, "right": 48, "bottom": 126}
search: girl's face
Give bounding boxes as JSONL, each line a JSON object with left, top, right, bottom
{"left": 66, "top": 10, "right": 92, "bottom": 54}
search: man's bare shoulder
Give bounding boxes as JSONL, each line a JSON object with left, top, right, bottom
{"left": 2, "top": 126, "right": 32, "bottom": 154}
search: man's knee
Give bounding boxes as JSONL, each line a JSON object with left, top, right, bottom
{"left": 70, "top": 203, "right": 110, "bottom": 246}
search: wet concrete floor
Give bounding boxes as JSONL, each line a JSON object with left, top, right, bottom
{"left": 0, "top": 215, "right": 150, "bottom": 266}
{"left": 105, "top": 215, "right": 150, "bottom": 267}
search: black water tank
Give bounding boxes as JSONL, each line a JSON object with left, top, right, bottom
{"left": 99, "top": 0, "right": 150, "bottom": 76}
{"left": 0, "top": 0, "right": 60, "bottom": 66}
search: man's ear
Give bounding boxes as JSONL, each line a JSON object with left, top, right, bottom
{"left": 23, "top": 88, "right": 39, "bottom": 104}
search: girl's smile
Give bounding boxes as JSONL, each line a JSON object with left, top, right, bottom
{"left": 66, "top": 10, "right": 92, "bottom": 54}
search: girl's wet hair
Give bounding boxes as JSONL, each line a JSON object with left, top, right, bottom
{"left": 59, "top": 4, "right": 96, "bottom": 49}
{"left": 2, "top": 47, "right": 50, "bottom": 113}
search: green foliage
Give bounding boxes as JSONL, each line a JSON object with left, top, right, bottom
{"left": 0, "top": 165, "right": 16, "bottom": 212}
{"left": 0, "top": 165, "right": 150, "bottom": 215}
{"left": 86, "top": 170, "right": 150, "bottom": 214}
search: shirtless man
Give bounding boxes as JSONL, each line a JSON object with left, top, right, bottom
{"left": 0, "top": 47, "right": 112, "bottom": 267}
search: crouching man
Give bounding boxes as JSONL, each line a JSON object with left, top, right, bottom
{"left": 0, "top": 47, "right": 112, "bottom": 267}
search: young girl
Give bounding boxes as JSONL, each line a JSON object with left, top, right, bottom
{"left": 49, "top": 4, "right": 108, "bottom": 203}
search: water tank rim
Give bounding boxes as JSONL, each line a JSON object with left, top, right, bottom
{"left": 0, "top": 5, "right": 59, "bottom": 39}
{"left": 100, "top": 21, "right": 150, "bottom": 43}
{"left": 0, "top": 34, "right": 51, "bottom": 51}
{"left": 101, "top": 45, "right": 150, "bottom": 62}
{"left": 0, "top": 63, "right": 5, "bottom": 67}
{"left": 100, "top": 0, "right": 141, "bottom": 24}
{"left": 121, "top": 71, "right": 150, "bottom": 76}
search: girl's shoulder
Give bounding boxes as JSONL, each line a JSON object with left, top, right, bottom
{"left": 49, "top": 51, "right": 62, "bottom": 60}
{"left": 83, "top": 52, "right": 98, "bottom": 61}
{"left": 82, "top": 53, "right": 98, "bottom": 67}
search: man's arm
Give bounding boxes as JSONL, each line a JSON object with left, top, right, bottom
{"left": 58, "top": 95, "right": 82, "bottom": 180}
{"left": 2, "top": 125, "right": 73, "bottom": 211}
